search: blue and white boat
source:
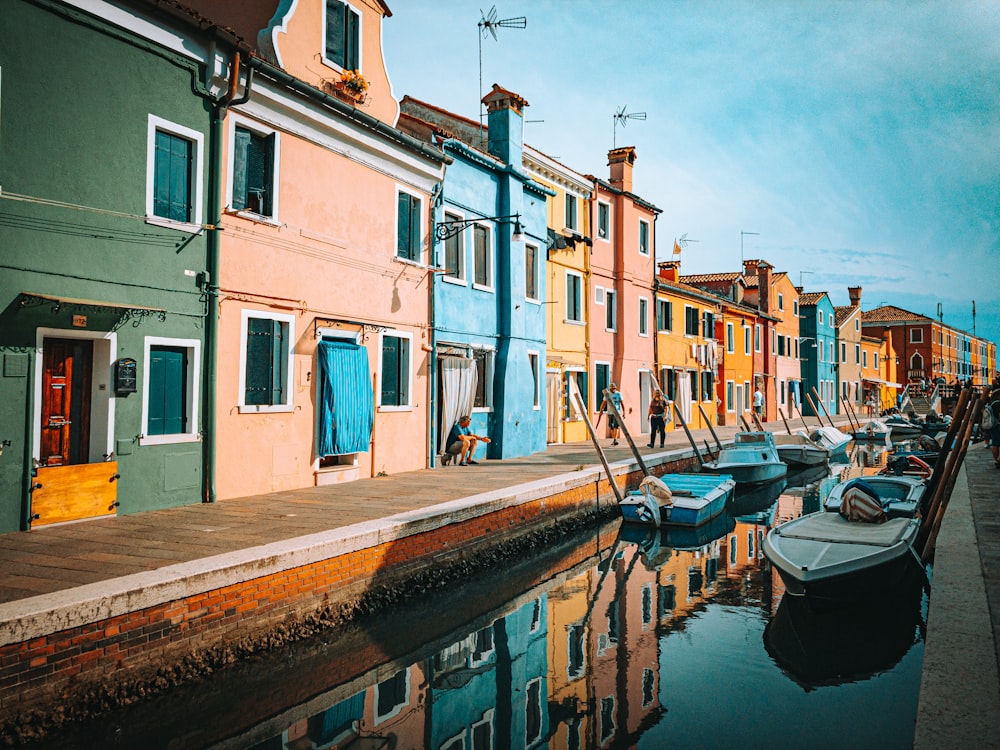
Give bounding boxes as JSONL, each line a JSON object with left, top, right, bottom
{"left": 701, "top": 431, "right": 788, "bottom": 486}
{"left": 823, "top": 475, "right": 927, "bottom": 519}
{"left": 808, "top": 426, "right": 852, "bottom": 457}
{"left": 620, "top": 473, "right": 736, "bottom": 528}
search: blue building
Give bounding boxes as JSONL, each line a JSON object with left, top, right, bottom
{"left": 399, "top": 87, "right": 552, "bottom": 463}
{"left": 798, "top": 292, "right": 838, "bottom": 417}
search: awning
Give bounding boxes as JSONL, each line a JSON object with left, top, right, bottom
{"left": 862, "top": 376, "right": 902, "bottom": 388}
{"left": 18, "top": 292, "right": 167, "bottom": 329}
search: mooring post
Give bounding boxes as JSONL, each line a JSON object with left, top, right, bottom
{"left": 573, "top": 390, "right": 624, "bottom": 504}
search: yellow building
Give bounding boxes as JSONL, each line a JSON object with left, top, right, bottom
{"left": 717, "top": 299, "right": 758, "bottom": 427}
{"left": 524, "top": 146, "right": 593, "bottom": 444}
{"left": 654, "top": 262, "right": 722, "bottom": 432}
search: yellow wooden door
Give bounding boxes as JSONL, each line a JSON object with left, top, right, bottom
{"left": 30, "top": 462, "right": 119, "bottom": 527}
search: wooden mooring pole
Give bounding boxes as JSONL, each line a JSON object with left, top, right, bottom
{"left": 572, "top": 390, "right": 624, "bottom": 504}
{"left": 698, "top": 403, "right": 724, "bottom": 451}
{"left": 601, "top": 388, "right": 650, "bottom": 478}
{"left": 674, "top": 403, "right": 707, "bottom": 465}
{"left": 840, "top": 395, "right": 861, "bottom": 431}
{"left": 811, "top": 387, "right": 837, "bottom": 428}
{"left": 778, "top": 407, "right": 793, "bottom": 435}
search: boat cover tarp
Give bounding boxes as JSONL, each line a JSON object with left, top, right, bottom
{"left": 838, "top": 478, "right": 886, "bottom": 523}
{"left": 777, "top": 514, "right": 913, "bottom": 546}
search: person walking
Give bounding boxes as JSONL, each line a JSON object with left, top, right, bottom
{"left": 599, "top": 383, "right": 624, "bottom": 446}
{"left": 753, "top": 387, "right": 764, "bottom": 418}
{"left": 647, "top": 391, "right": 667, "bottom": 448}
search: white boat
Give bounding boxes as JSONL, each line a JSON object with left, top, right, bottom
{"left": 772, "top": 432, "right": 831, "bottom": 468}
{"left": 620, "top": 473, "right": 736, "bottom": 528}
{"left": 763, "top": 512, "right": 922, "bottom": 609}
{"left": 883, "top": 415, "right": 923, "bottom": 441}
{"left": 823, "top": 475, "right": 927, "bottom": 519}
{"left": 701, "top": 431, "right": 788, "bottom": 486}
{"left": 853, "top": 419, "right": 891, "bottom": 442}
{"left": 807, "top": 426, "right": 852, "bottom": 457}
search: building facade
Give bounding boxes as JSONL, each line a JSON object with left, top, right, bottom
{"left": 797, "top": 292, "right": 838, "bottom": 418}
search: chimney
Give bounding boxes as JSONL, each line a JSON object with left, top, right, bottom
{"left": 608, "top": 146, "right": 636, "bottom": 193}
{"left": 848, "top": 286, "right": 862, "bottom": 306}
{"left": 483, "top": 84, "right": 527, "bottom": 166}
{"left": 756, "top": 260, "right": 772, "bottom": 314}
{"left": 658, "top": 260, "right": 679, "bottom": 282}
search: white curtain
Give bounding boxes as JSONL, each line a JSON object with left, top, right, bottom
{"left": 567, "top": 374, "right": 585, "bottom": 420}
{"left": 677, "top": 374, "right": 693, "bottom": 424}
{"left": 546, "top": 372, "right": 561, "bottom": 443}
{"left": 439, "top": 356, "right": 477, "bottom": 451}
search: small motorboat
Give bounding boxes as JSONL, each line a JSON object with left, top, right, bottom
{"left": 620, "top": 511, "right": 735, "bottom": 561}
{"left": 853, "top": 419, "right": 891, "bottom": 442}
{"left": 884, "top": 415, "right": 923, "bottom": 441}
{"left": 808, "top": 426, "right": 852, "bottom": 457}
{"left": 701, "top": 431, "right": 788, "bottom": 486}
{"left": 620, "top": 473, "right": 736, "bottom": 528}
{"left": 823, "top": 475, "right": 927, "bottom": 519}
{"left": 772, "top": 432, "right": 832, "bottom": 468}
{"left": 763, "top": 511, "right": 922, "bottom": 609}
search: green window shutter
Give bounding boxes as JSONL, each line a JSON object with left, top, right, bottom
{"left": 381, "top": 337, "right": 400, "bottom": 405}
{"left": 397, "top": 193, "right": 411, "bottom": 259}
{"left": 326, "top": 0, "right": 346, "bottom": 64}
{"left": 408, "top": 196, "right": 420, "bottom": 262}
{"left": 346, "top": 7, "right": 359, "bottom": 70}
{"left": 149, "top": 346, "right": 187, "bottom": 435}
{"left": 246, "top": 317, "right": 281, "bottom": 405}
{"left": 269, "top": 319, "right": 285, "bottom": 405}
{"left": 233, "top": 127, "right": 251, "bottom": 210}
{"left": 154, "top": 131, "right": 192, "bottom": 222}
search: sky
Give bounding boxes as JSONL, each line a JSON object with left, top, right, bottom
{"left": 382, "top": 0, "right": 1000, "bottom": 349}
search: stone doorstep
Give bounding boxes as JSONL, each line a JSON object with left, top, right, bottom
{"left": 0, "top": 447, "right": 695, "bottom": 647}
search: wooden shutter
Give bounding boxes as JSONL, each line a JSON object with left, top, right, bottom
{"left": 525, "top": 244, "right": 537, "bottom": 299}
{"left": 232, "top": 127, "right": 251, "bottom": 210}
{"left": 397, "top": 193, "right": 411, "bottom": 259}
{"left": 325, "top": 0, "right": 346, "bottom": 64}
{"left": 474, "top": 225, "right": 488, "bottom": 285}
{"left": 149, "top": 346, "right": 187, "bottom": 435}
{"left": 346, "top": 6, "right": 359, "bottom": 70}
{"left": 381, "top": 336, "right": 400, "bottom": 405}
{"left": 246, "top": 318, "right": 284, "bottom": 405}
{"left": 154, "top": 131, "right": 192, "bottom": 222}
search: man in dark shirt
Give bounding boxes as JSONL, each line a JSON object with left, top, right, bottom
{"left": 445, "top": 415, "right": 490, "bottom": 466}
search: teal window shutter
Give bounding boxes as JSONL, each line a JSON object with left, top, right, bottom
{"left": 397, "top": 193, "right": 420, "bottom": 261}
{"left": 232, "top": 127, "right": 251, "bottom": 211}
{"left": 325, "top": 1, "right": 359, "bottom": 70}
{"left": 245, "top": 318, "right": 285, "bottom": 406}
{"left": 380, "top": 336, "right": 409, "bottom": 406}
{"left": 153, "top": 131, "right": 192, "bottom": 222}
{"left": 148, "top": 346, "right": 187, "bottom": 435}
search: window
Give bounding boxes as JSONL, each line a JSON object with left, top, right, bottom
{"left": 743, "top": 381, "right": 751, "bottom": 410}
{"left": 528, "top": 353, "right": 540, "bottom": 408}
{"left": 690, "top": 371, "right": 699, "bottom": 401}
{"left": 638, "top": 219, "right": 650, "bottom": 255}
{"left": 595, "top": 286, "right": 605, "bottom": 305}
{"left": 910, "top": 328, "right": 923, "bottom": 343}
{"left": 525, "top": 678, "right": 542, "bottom": 745}
{"left": 657, "top": 299, "right": 672, "bottom": 332}
{"left": 726, "top": 322, "right": 735, "bottom": 353}
{"left": 726, "top": 380, "right": 734, "bottom": 411}
{"left": 793, "top": 300, "right": 799, "bottom": 316}
{"left": 744, "top": 325, "right": 751, "bottom": 355}
{"left": 820, "top": 342, "right": 824, "bottom": 361}
{"left": 605, "top": 290, "right": 617, "bottom": 331}
{"left": 862, "top": 349, "right": 868, "bottom": 368}
{"left": 443, "top": 211, "right": 464, "bottom": 280}
{"left": 595, "top": 363, "right": 610, "bottom": 407}
{"left": 324, "top": 0, "right": 360, "bottom": 71}
{"left": 473, "top": 348, "right": 494, "bottom": 409}
{"left": 818, "top": 310, "right": 824, "bottom": 325}
{"left": 854, "top": 343, "right": 861, "bottom": 364}
{"left": 701, "top": 371, "right": 713, "bottom": 401}
{"left": 661, "top": 367, "right": 675, "bottom": 400}
{"left": 794, "top": 338, "right": 799, "bottom": 358}
{"left": 374, "top": 669, "right": 409, "bottom": 725}
{"left": 566, "top": 370, "right": 587, "bottom": 418}
{"left": 841, "top": 342, "right": 847, "bottom": 362}
{"left": 566, "top": 271, "right": 583, "bottom": 322}
{"left": 638, "top": 297, "right": 649, "bottom": 336}
{"left": 643, "top": 668, "right": 655, "bottom": 707}
{"left": 778, "top": 293, "right": 784, "bottom": 311}
{"left": 232, "top": 122, "right": 278, "bottom": 218}
{"left": 565, "top": 193, "right": 577, "bottom": 230}
{"left": 701, "top": 310, "right": 714, "bottom": 339}
{"left": 684, "top": 306, "right": 699, "bottom": 336}
{"left": 239, "top": 310, "right": 294, "bottom": 412}
{"left": 874, "top": 353, "right": 879, "bottom": 370}
{"left": 379, "top": 332, "right": 411, "bottom": 409}
{"left": 777, "top": 335, "right": 785, "bottom": 357}
{"left": 597, "top": 201, "right": 610, "bottom": 239}
{"left": 141, "top": 338, "right": 200, "bottom": 445}
{"left": 474, "top": 224, "right": 492, "bottom": 287}
{"left": 147, "top": 115, "right": 203, "bottom": 230}
{"left": 855, "top": 319, "right": 860, "bottom": 331}
{"left": 525, "top": 243, "right": 539, "bottom": 300}
{"left": 754, "top": 324, "right": 762, "bottom": 352}
{"left": 396, "top": 189, "right": 422, "bottom": 262}
{"left": 829, "top": 342, "right": 835, "bottom": 362}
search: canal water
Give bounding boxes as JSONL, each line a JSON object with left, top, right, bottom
{"left": 28, "top": 443, "right": 929, "bottom": 750}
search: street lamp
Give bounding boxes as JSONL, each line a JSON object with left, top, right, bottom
{"left": 435, "top": 213, "right": 525, "bottom": 242}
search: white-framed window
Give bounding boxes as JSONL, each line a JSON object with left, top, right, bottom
{"left": 322, "top": 0, "right": 362, "bottom": 72}
{"left": 525, "top": 242, "right": 540, "bottom": 301}
{"left": 818, "top": 310, "right": 824, "bottom": 325}
{"left": 754, "top": 324, "right": 762, "bottom": 352}
{"left": 473, "top": 223, "right": 493, "bottom": 289}
{"left": 473, "top": 347, "right": 495, "bottom": 410}
{"left": 829, "top": 342, "right": 835, "bottom": 362}
{"left": 238, "top": 309, "right": 295, "bottom": 413}
{"left": 525, "top": 677, "right": 543, "bottom": 746}
{"left": 744, "top": 325, "right": 751, "bottom": 355}
{"left": 396, "top": 186, "right": 423, "bottom": 263}
{"left": 910, "top": 328, "right": 924, "bottom": 343}
{"left": 863, "top": 350, "right": 868, "bottom": 368}
{"left": 597, "top": 200, "right": 611, "bottom": 240}
{"left": 566, "top": 271, "right": 583, "bottom": 323}
{"left": 820, "top": 341, "right": 825, "bottom": 361}
{"left": 565, "top": 192, "right": 578, "bottom": 230}
{"left": 743, "top": 381, "right": 751, "bottom": 411}
{"left": 778, "top": 293, "right": 784, "bottom": 311}
{"left": 657, "top": 299, "right": 672, "bottom": 332}
{"left": 683, "top": 305, "right": 698, "bottom": 336}
{"left": 140, "top": 337, "right": 201, "bottom": 445}
{"left": 378, "top": 330, "right": 412, "bottom": 410}
{"left": 528, "top": 351, "right": 540, "bottom": 409}
{"left": 146, "top": 115, "right": 204, "bottom": 232}
{"left": 605, "top": 290, "right": 617, "bottom": 331}
{"left": 228, "top": 115, "right": 280, "bottom": 220}
{"left": 874, "top": 352, "right": 879, "bottom": 370}
{"left": 638, "top": 296, "right": 649, "bottom": 337}
{"left": 638, "top": 218, "right": 650, "bottom": 255}
{"left": 595, "top": 285, "right": 605, "bottom": 305}
{"left": 726, "top": 380, "right": 734, "bottom": 412}
{"left": 471, "top": 709, "right": 495, "bottom": 750}
{"left": 793, "top": 300, "right": 798, "bottom": 316}
{"left": 841, "top": 342, "right": 847, "bottom": 362}
{"left": 442, "top": 210, "right": 466, "bottom": 283}
{"left": 855, "top": 343, "right": 861, "bottom": 364}
{"left": 726, "top": 322, "right": 735, "bottom": 353}
{"left": 594, "top": 362, "right": 611, "bottom": 408}
{"left": 855, "top": 318, "right": 860, "bottom": 331}
{"left": 374, "top": 668, "right": 410, "bottom": 726}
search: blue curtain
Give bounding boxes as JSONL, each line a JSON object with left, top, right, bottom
{"left": 318, "top": 340, "right": 373, "bottom": 455}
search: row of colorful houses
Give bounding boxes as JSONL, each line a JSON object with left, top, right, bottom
{"left": 0, "top": 0, "right": 995, "bottom": 533}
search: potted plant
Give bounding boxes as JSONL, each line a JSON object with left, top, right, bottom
{"left": 334, "top": 69, "right": 368, "bottom": 104}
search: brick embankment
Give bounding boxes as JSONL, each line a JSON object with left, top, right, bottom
{"left": 0, "top": 443, "right": 701, "bottom": 729}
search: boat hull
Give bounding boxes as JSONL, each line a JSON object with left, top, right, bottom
{"left": 763, "top": 512, "right": 922, "bottom": 610}
{"left": 703, "top": 461, "right": 787, "bottom": 486}
{"left": 620, "top": 473, "right": 735, "bottom": 527}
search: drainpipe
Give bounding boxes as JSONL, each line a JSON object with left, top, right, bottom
{"left": 203, "top": 49, "right": 253, "bottom": 503}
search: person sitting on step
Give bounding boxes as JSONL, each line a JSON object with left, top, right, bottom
{"left": 444, "top": 415, "right": 490, "bottom": 466}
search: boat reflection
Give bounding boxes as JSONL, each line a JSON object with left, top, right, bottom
{"left": 763, "top": 569, "right": 926, "bottom": 688}
{"left": 729, "top": 477, "right": 787, "bottom": 518}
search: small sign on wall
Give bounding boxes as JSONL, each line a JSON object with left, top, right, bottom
{"left": 72, "top": 315, "right": 87, "bottom": 327}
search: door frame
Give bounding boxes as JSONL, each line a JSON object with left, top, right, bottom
{"left": 33, "top": 327, "right": 116, "bottom": 466}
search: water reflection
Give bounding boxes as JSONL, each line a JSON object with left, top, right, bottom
{"left": 31, "top": 444, "right": 926, "bottom": 750}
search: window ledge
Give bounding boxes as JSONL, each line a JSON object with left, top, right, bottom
{"left": 145, "top": 216, "right": 204, "bottom": 235}
{"left": 472, "top": 283, "right": 495, "bottom": 293}
{"left": 139, "top": 433, "right": 202, "bottom": 447}
{"left": 394, "top": 256, "right": 428, "bottom": 270}
{"left": 442, "top": 275, "right": 468, "bottom": 286}
{"left": 227, "top": 209, "right": 281, "bottom": 227}
{"left": 378, "top": 405, "right": 413, "bottom": 413}
{"left": 238, "top": 404, "right": 294, "bottom": 414}
{"left": 524, "top": 297, "right": 542, "bottom": 305}
{"left": 564, "top": 319, "right": 585, "bottom": 327}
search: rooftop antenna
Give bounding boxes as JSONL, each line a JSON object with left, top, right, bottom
{"left": 740, "top": 230, "right": 759, "bottom": 263}
{"left": 972, "top": 300, "right": 976, "bottom": 336}
{"left": 673, "top": 232, "right": 698, "bottom": 260}
{"left": 478, "top": 6, "right": 526, "bottom": 145}
{"left": 613, "top": 106, "right": 646, "bottom": 148}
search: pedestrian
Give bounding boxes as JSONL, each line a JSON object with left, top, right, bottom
{"left": 753, "top": 387, "right": 764, "bottom": 418}
{"left": 985, "top": 397, "right": 1000, "bottom": 469}
{"left": 598, "top": 383, "right": 624, "bottom": 446}
{"left": 444, "top": 415, "right": 490, "bottom": 466}
{"left": 865, "top": 393, "right": 876, "bottom": 417}
{"left": 647, "top": 391, "right": 666, "bottom": 448}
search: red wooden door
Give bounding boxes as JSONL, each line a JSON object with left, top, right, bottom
{"left": 40, "top": 338, "right": 92, "bottom": 466}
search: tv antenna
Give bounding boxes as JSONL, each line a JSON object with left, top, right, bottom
{"left": 613, "top": 106, "right": 646, "bottom": 148}
{"left": 673, "top": 232, "right": 698, "bottom": 258}
{"left": 478, "top": 6, "right": 526, "bottom": 144}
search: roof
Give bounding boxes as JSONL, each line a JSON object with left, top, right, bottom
{"left": 798, "top": 291, "right": 828, "bottom": 306}
{"left": 862, "top": 305, "right": 935, "bottom": 324}
{"left": 834, "top": 305, "right": 859, "bottom": 326}
{"left": 679, "top": 272, "right": 742, "bottom": 284}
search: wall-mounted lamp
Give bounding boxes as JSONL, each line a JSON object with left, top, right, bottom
{"left": 435, "top": 213, "right": 525, "bottom": 243}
